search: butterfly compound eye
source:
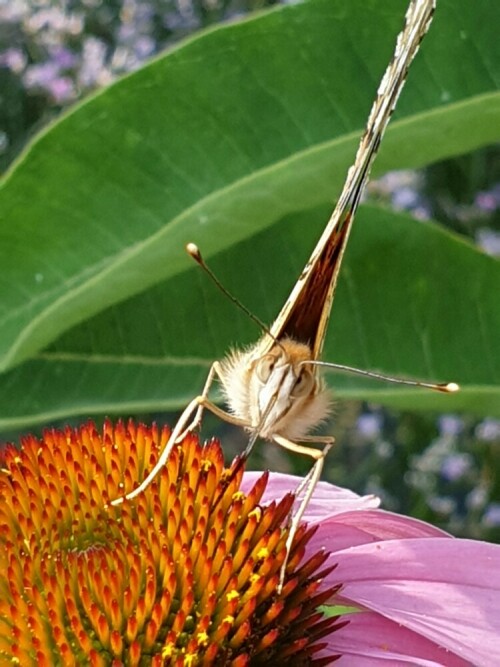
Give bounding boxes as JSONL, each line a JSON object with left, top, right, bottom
{"left": 255, "top": 354, "right": 276, "bottom": 383}
{"left": 291, "top": 368, "right": 315, "bottom": 399}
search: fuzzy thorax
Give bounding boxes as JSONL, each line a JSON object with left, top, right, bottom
{"left": 218, "top": 338, "right": 331, "bottom": 441}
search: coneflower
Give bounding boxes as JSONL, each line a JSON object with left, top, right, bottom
{"left": 0, "top": 420, "right": 343, "bottom": 666}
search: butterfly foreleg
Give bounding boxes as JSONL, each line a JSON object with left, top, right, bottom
{"left": 111, "top": 369, "right": 249, "bottom": 504}
{"left": 177, "top": 361, "right": 247, "bottom": 441}
{"left": 175, "top": 360, "right": 249, "bottom": 442}
{"left": 272, "top": 434, "right": 334, "bottom": 592}
{"left": 175, "top": 361, "right": 220, "bottom": 439}
{"left": 110, "top": 395, "right": 203, "bottom": 504}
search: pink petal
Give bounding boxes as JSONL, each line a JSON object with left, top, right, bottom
{"left": 323, "top": 510, "right": 450, "bottom": 539}
{"left": 309, "top": 509, "right": 450, "bottom": 553}
{"left": 242, "top": 472, "right": 500, "bottom": 664}
{"left": 325, "top": 610, "right": 470, "bottom": 666}
{"left": 327, "top": 538, "right": 500, "bottom": 666}
{"left": 242, "top": 472, "right": 379, "bottom": 516}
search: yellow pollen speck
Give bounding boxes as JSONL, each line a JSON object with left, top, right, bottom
{"left": 162, "top": 643, "right": 175, "bottom": 659}
{"left": 201, "top": 459, "right": 213, "bottom": 472}
{"left": 184, "top": 653, "right": 197, "bottom": 666}
{"left": 197, "top": 631, "right": 209, "bottom": 646}
{"left": 14, "top": 456, "right": 22, "bottom": 464}
{"left": 1, "top": 468, "right": 11, "bottom": 475}
{"left": 248, "top": 508, "right": 262, "bottom": 520}
{"left": 257, "top": 547, "right": 269, "bottom": 559}
{"left": 223, "top": 615, "right": 235, "bottom": 626}
{"left": 232, "top": 491, "right": 245, "bottom": 502}
{"left": 250, "top": 573, "right": 261, "bottom": 585}
{"left": 226, "top": 590, "right": 239, "bottom": 602}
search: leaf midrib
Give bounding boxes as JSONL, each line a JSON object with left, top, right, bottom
{"left": 3, "top": 90, "right": 499, "bottom": 371}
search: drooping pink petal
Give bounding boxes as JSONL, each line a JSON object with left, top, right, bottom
{"left": 305, "top": 509, "right": 451, "bottom": 552}
{"left": 242, "top": 472, "right": 380, "bottom": 518}
{"left": 310, "top": 509, "right": 450, "bottom": 553}
{"left": 323, "top": 509, "right": 450, "bottom": 539}
{"left": 242, "top": 472, "right": 500, "bottom": 664}
{"left": 327, "top": 538, "right": 500, "bottom": 667}
{"left": 323, "top": 610, "right": 470, "bottom": 667}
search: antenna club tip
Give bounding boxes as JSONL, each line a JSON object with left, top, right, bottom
{"left": 436, "top": 381, "right": 460, "bottom": 393}
{"left": 186, "top": 242, "right": 203, "bottom": 264}
{"left": 186, "top": 242, "right": 200, "bottom": 256}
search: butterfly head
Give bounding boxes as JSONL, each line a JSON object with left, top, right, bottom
{"left": 219, "top": 338, "right": 331, "bottom": 443}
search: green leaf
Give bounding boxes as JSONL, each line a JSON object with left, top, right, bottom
{"left": 0, "top": 0, "right": 499, "bottom": 431}
{"left": 1, "top": 204, "right": 499, "bottom": 431}
{"left": 321, "top": 605, "right": 361, "bottom": 618}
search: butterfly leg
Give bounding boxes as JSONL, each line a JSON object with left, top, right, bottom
{"left": 110, "top": 391, "right": 249, "bottom": 505}
{"left": 272, "top": 435, "right": 334, "bottom": 592}
{"left": 110, "top": 395, "right": 202, "bottom": 504}
{"left": 175, "top": 361, "right": 227, "bottom": 441}
{"left": 183, "top": 396, "right": 249, "bottom": 434}
{"left": 290, "top": 435, "right": 335, "bottom": 498}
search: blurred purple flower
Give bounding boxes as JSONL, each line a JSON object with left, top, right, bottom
{"left": 483, "top": 503, "right": 500, "bottom": 527}
{"left": 476, "top": 228, "right": 500, "bottom": 257}
{"left": 476, "top": 418, "right": 500, "bottom": 441}
{"left": 392, "top": 186, "right": 420, "bottom": 210}
{"left": 356, "top": 412, "right": 382, "bottom": 440}
{"left": 49, "top": 45, "right": 78, "bottom": 69}
{"left": 467, "top": 486, "right": 488, "bottom": 511}
{"left": 438, "top": 414, "right": 464, "bottom": 437}
{"left": 47, "top": 76, "right": 76, "bottom": 104}
{"left": 118, "top": 22, "right": 136, "bottom": 41}
{"left": 428, "top": 495, "right": 456, "bottom": 516}
{"left": 23, "top": 61, "right": 60, "bottom": 88}
{"left": 440, "top": 452, "right": 473, "bottom": 482}
{"left": 476, "top": 192, "right": 497, "bottom": 212}
{"left": 0, "top": 1, "right": 28, "bottom": 23}
{"left": 134, "top": 35, "right": 156, "bottom": 59}
{"left": 78, "top": 36, "right": 110, "bottom": 88}
{"left": 24, "top": 7, "right": 83, "bottom": 36}
{"left": 134, "top": 3, "right": 156, "bottom": 23}
{"left": 475, "top": 185, "right": 500, "bottom": 212}
{"left": 0, "top": 47, "right": 26, "bottom": 73}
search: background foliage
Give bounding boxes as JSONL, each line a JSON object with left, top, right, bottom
{"left": 1, "top": 0, "right": 499, "bottom": 541}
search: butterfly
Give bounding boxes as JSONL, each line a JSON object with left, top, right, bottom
{"left": 112, "top": 0, "right": 457, "bottom": 586}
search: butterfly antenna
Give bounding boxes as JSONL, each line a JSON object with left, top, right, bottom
{"left": 186, "top": 243, "right": 281, "bottom": 345}
{"left": 305, "top": 360, "right": 459, "bottom": 393}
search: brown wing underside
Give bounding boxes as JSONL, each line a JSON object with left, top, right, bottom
{"left": 278, "top": 211, "right": 351, "bottom": 358}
